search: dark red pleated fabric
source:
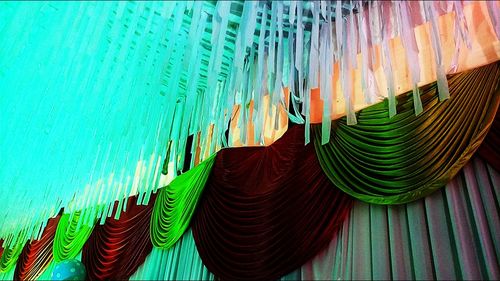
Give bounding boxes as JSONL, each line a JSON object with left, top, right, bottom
{"left": 191, "top": 125, "right": 353, "bottom": 280}
{"left": 0, "top": 239, "right": 3, "bottom": 260}
{"left": 478, "top": 113, "right": 499, "bottom": 170}
{"left": 14, "top": 216, "right": 60, "bottom": 281}
{"left": 81, "top": 195, "right": 156, "bottom": 280}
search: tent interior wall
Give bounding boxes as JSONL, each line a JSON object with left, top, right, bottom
{"left": 0, "top": 1, "right": 499, "bottom": 280}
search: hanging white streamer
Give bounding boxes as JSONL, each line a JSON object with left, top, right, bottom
{"left": 397, "top": 1, "right": 423, "bottom": 115}
{"left": 2, "top": 0, "right": 482, "bottom": 243}
{"left": 424, "top": 1, "right": 450, "bottom": 101}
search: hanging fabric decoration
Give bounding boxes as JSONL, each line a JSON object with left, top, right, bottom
{"left": 191, "top": 125, "right": 353, "bottom": 280}
{"left": 81, "top": 195, "right": 155, "bottom": 280}
{"left": 0, "top": 236, "right": 26, "bottom": 274}
{"left": 320, "top": 2, "right": 334, "bottom": 144}
{"left": 13, "top": 216, "right": 60, "bottom": 281}
{"left": 358, "top": 0, "right": 378, "bottom": 105}
{"left": 53, "top": 212, "right": 95, "bottom": 262}
{"left": 450, "top": 0, "right": 472, "bottom": 73}
{"left": 150, "top": 154, "right": 216, "bottom": 249}
{"left": 396, "top": 1, "right": 423, "bottom": 115}
{"left": 131, "top": 229, "right": 214, "bottom": 281}
{"left": 299, "top": 156, "right": 500, "bottom": 280}
{"left": 487, "top": 1, "right": 500, "bottom": 40}
{"left": 313, "top": 62, "right": 500, "bottom": 204}
{"left": 2, "top": 0, "right": 499, "bottom": 246}
{"left": 379, "top": 1, "right": 398, "bottom": 118}
{"left": 424, "top": 1, "right": 450, "bottom": 101}
{"left": 477, "top": 113, "right": 500, "bottom": 171}
{"left": 0, "top": 1, "right": 185, "bottom": 247}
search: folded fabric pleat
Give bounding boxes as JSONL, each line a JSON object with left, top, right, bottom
{"left": 150, "top": 154, "right": 215, "bottom": 249}
{"left": 14, "top": 216, "right": 60, "bottom": 281}
{"left": 53, "top": 212, "right": 95, "bottom": 262}
{"left": 192, "top": 125, "right": 353, "bottom": 280}
{"left": 0, "top": 238, "right": 25, "bottom": 274}
{"left": 81, "top": 195, "right": 155, "bottom": 280}
{"left": 478, "top": 113, "right": 499, "bottom": 171}
{"left": 313, "top": 62, "right": 500, "bottom": 204}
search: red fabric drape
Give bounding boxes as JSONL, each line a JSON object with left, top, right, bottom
{"left": 191, "top": 125, "right": 353, "bottom": 280}
{"left": 81, "top": 195, "right": 156, "bottom": 280}
{"left": 14, "top": 216, "right": 60, "bottom": 281}
{"left": 0, "top": 240, "right": 3, "bottom": 261}
{"left": 478, "top": 113, "right": 499, "bottom": 170}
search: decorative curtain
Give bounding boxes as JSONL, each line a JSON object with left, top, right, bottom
{"left": 81, "top": 195, "right": 155, "bottom": 280}
{"left": 131, "top": 229, "right": 213, "bottom": 281}
{"left": 121, "top": 156, "right": 500, "bottom": 281}
{"left": 33, "top": 261, "right": 57, "bottom": 281}
{"left": 1, "top": 72, "right": 497, "bottom": 281}
{"left": 191, "top": 125, "right": 353, "bottom": 280}
{"left": 0, "top": 269, "right": 14, "bottom": 281}
{"left": 0, "top": 3, "right": 499, "bottom": 279}
{"left": 2, "top": 1, "right": 500, "bottom": 245}
{"left": 0, "top": 238, "right": 25, "bottom": 274}
{"left": 13, "top": 216, "right": 60, "bottom": 281}
{"left": 131, "top": 228, "right": 304, "bottom": 281}
{"left": 300, "top": 156, "right": 499, "bottom": 280}
{"left": 150, "top": 155, "right": 215, "bottom": 249}
{"left": 11, "top": 252, "right": 84, "bottom": 281}
{"left": 53, "top": 212, "right": 95, "bottom": 262}
{"left": 1, "top": 135, "right": 496, "bottom": 281}
{"left": 314, "top": 62, "right": 499, "bottom": 204}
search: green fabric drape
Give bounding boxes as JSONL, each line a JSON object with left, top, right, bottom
{"left": 53, "top": 212, "right": 94, "bottom": 262}
{"left": 314, "top": 63, "right": 500, "bottom": 204}
{"left": 0, "top": 268, "right": 13, "bottom": 281}
{"left": 0, "top": 236, "right": 26, "bottom": 273}
{"left": 150, "top": 155, "right": 216, "bottom": 249}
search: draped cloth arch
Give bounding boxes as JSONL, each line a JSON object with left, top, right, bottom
{"left": 191, "top": 125, "right": 353, "bottom": 280}
{"left": 53, "top": 212, "right": 95, "bottom": 262}
{"left": 13, "top": 216, "right": 60, "bottom": 281}
{"left": 150, "top": 155, "right": 216, "bottom": 249}
{"left": 0, "top": 238, "right": 25, "bottom": 274}
{"left": 81, "top": 195, "right": 156, "bottom": 280}
{"left": 313, "top": 62, "right": 500, "bottom": 204}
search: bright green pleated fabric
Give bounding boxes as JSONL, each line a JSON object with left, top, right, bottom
{"left": 150, "top": 155, "right": 216, "bottom": 248}
{"left": 314, "top": 63, "right": 500, "bottom": 204}
{"left": 0, "top": 267, "right": 14, "bottom": 281}
{"left": 53, "top": 212, "right": 94, "bottom": 262}
{"left": 0, "top": 237, "right": 26, "bottom": 273}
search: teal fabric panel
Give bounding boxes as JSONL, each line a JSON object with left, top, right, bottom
{"left": 300, "top": 156, "right": 500, "bottom": 280}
